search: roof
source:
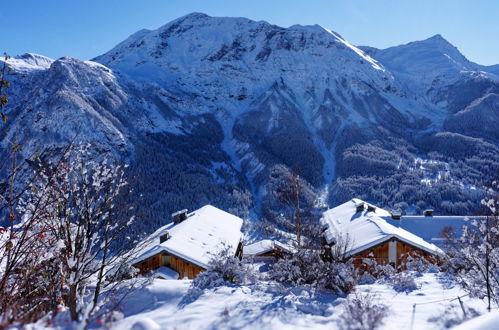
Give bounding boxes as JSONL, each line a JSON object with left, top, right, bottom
{"left": 321, "top": 199, "right": 443, "bottom": 256}
{"left": 133, "top": 205, "right": 244, "bottom": 269}
{"left": 382, "top": 215, "right": 468, "bottom": 245}
{"left": 243, "top": 240, "right": 294, "bottom": 256}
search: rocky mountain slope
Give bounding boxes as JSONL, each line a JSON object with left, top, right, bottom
{"left": 2, "top": 13, "right": 498, "bottom": 227}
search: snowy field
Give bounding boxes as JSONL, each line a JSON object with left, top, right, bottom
{"left": 113, "top": 273, "right": 491, "bottom": 330}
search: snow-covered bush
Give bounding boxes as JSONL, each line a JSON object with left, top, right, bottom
{"left": 191, "top": 244, "right": 255, "bottom": 291}
{"left": 400, "top": 254, "right": 439, "bottom": 276}
{"left": 359, "top": 257, "right": 395, "bottom": 284}
{"left": 268, "top": 248, "right": 357, "bottom": 294}
{"left": 359, "top": 257, "right": 420, "bottom": 292}
{"left": 323, "top": 259, "right": 358, "bottom": 294}
{"left": 338, "top": 292, "right": 389, "bottom": 330}
{"left": 182, "top": 244, "right": 255, "bottom": 306}
{"left": 108, "top": 262, "right": 139, "bottom": 282}
{"left": 390, "top": 271, "right": 419, "bottom": 293}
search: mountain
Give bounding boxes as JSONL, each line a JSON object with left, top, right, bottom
{"left": 360, "top": 34, "right": 499, "bottom": 139}
{"left": 2, "top": 13, "right": 499, "bottom": 228}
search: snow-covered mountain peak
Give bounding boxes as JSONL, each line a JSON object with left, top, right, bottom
{"left": 412, "top": 34, "right": 469, "bottom": 63}
{"left": 359, "top": 34, "right": 494, "bottom": 96}
{"left": 93, "top": 13, "right": 394, "bottom": 113}
{"left": 2, "top": 53, "right": 54, "bottom": 73}
{"left": 369, "top": 34, "right": 471, "bottom": 72}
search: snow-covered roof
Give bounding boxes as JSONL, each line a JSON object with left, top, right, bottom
{"left": 321, "top": 199, "right": 443, "bottom": 256}
{"left": 133, "top": 205, "right": 244, "bottom": 269}
{"left": 382, "top": 215, "right": 468, "bottom": 245}
{"left": 243, "top": 240, "right": 294, "bottom": 256}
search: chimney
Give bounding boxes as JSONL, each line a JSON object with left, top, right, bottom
{"left": 355, "top": 201, "right": 365, "bottom": 213}
{"left": 172, "top": 209, "right": 188, "bottom": 224}
{"left": 367, "top": 204, "right": 376, "bottom": 212}
{"left": 423, "top": 209, "right": 434, "bottom": 217}
{"left": 160, "top": 231, "right": 171, "bottom": 243}
{"left": 391, "top": 210, "right": 402, "bottom": 220}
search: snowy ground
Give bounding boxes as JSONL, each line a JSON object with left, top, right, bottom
{"left": 113, "top": 273, "right": 491, "bottom": 330}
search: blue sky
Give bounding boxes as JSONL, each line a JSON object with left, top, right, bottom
{"left": 1, "top": 0, "right": 498, "bottom": 65}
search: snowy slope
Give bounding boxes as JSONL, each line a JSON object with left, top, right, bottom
{"left": 453, "top": 310, "right": 499, "bottom": 330}
{"left": 110, "top": 273, "right": 489, "bottom": 330}
{"left": 5, "top": 53, "right": 54, "bottom": 73}
{"left": 93, "top": 12, "right": 416, "bottom": 194}
{"left": 94, "top": 12, "right": 393, "bottom": 102}
{"left": 360, "top": 35, "right": 499, "bottom": 113}
{"left": 361, "top": 35, "right": 498, "bottom": 90}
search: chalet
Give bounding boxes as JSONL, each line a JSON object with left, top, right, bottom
{"left": 321, "top": 199, "right": 444, "bottom": 268}
{"left": 132, "top": 205, "right": 244, "bottom": 280}
{"left": 243, "top": 240, "right": 294, "bottom": 262}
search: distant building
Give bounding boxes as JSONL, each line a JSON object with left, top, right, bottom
{"left": 243, "top": 240, "right": 294, "bottom": 262}
{"left": 382, "top": 214, "right": 470, "bottom": 246}
{"left": 132, "top": 205, "right": 244, "bottom": 279}
{"left": 321, "top": 199, "right": 444, "bottom": 268}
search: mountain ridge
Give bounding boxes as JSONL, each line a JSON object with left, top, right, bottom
{"left": 2, "top": 13, "right": 499, "bottom": 228}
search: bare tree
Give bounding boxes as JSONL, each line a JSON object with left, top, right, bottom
{"left": 0, "top": 55, "right": 67, "bottom": 326}
{"left": 27, "top": 145, "right": 144, "bottom": 325}
{"left": 0, "top": 52, "right": 10, "bottom": 123}
{"left": 0, "top": 142, "right": 145, "bottom": 328}
{"left": 265, "top": 167, "right": 357, "bottom": 293}
{"left": 264, "top": 166, "right": 319, "bottom": 249}
{"left": 442, "top": 181, "right": 499, "bottom": 311}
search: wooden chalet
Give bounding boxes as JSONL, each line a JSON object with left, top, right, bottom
{"left": 321, "top": 199, "right": 444, "bottom": 269}
{"left": 132, "top": 205, "right": 244, "bottom": 279}
{"left": 243, "top": 240, "right": 294, "bottom": 262}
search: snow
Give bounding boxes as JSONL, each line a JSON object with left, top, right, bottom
{"left": 453, "top": 310, "right": 499, "bottom": 330}
{"left": 152, "top": 267, "right": 179, "bottom": 280}
{"left": 94, "top": 12, "right": 397, "bottom": 122}
{"left": 243, "top": 239, "right": 294, "bottom": 256}
{"left": 3, "top": 53, "right": 54, "bottom": 72}
{"left": 321, "top": 199, "right": 443, "bottom": 256}
{"left": 130, "top": 318, "right": 161, "bottom": 330}
{"left": 323, "top": 28, "right": 385, "bottom": 72}
{"left": 112, "top": 273, "right": 490, "bottom": 330}
{"left": 133, "top": 205, "right": 244, "bottom": 269}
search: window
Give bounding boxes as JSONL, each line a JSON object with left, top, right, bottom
{"left": 161, "top": 255, "right": 171, "bottom": 267}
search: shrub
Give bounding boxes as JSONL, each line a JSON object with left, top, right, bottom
{"left": 108, "top": 262, "right": 139, "bottom": 282}
{"left": 359, "top": 258, "right": 396, "bottom": 284}
{"left": 268, "top": 249, "right": 357, "bottom": 294}
{"left": 191, "top": 244, "right": 255, "bottom": 291}
{"left": 390, "top": 272, "right": 419, "bottom": 293}
{"left": 400, "top": 254, "right": 439, "bottom": 276}
{"left": 338, "top": 292, "right": 389, "bottom": 330}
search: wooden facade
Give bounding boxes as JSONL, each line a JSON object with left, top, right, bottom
{"left": 134, "top": 253, "right": 204, "bottom": 280}
{"left": 351, "top": 238, "right": 436, "bottom": 271}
